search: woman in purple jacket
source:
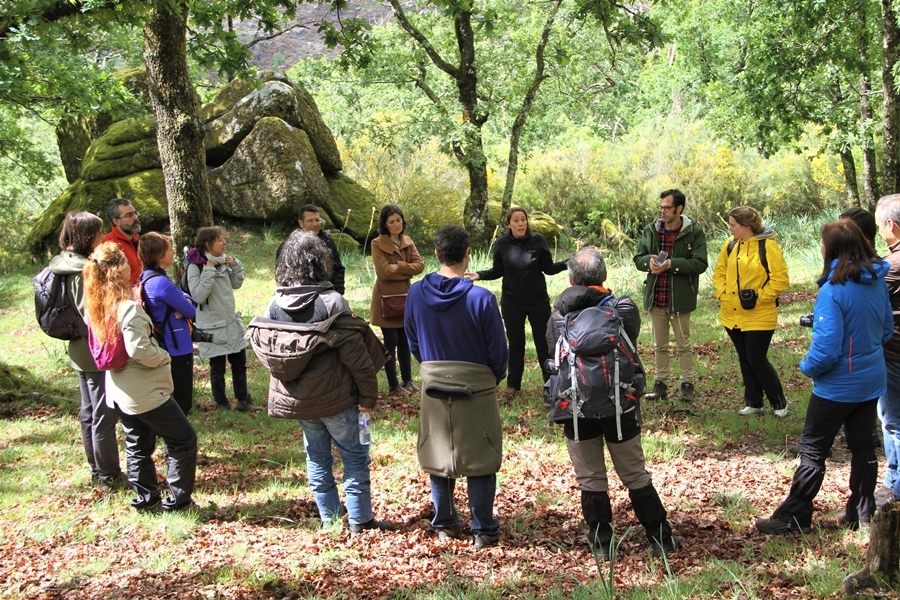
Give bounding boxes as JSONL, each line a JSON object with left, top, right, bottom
{"left": 139, "top": 232, "right": 197, "bottom": 416}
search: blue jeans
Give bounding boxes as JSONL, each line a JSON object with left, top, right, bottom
{"left": 119, "top": 396, "right": 197, "bottom": 510}
{"left": 78, "top": 370, "right": 122, "bottom": 482}
{"left": 429, "top": 474, "right": 500, "bottom": 538}
{"left": 880, "top": 361, "right": 900, "bottom": 495}
{"left": 299, "top": 405, "right": 373, "bottom": 526}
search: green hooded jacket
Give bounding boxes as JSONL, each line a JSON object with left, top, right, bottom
{"left": 633, "top": 215, "right": 708, "bottom": 314}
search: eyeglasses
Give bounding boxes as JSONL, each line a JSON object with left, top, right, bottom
{"left": 303, "top": 218, "right": 322, "bottom": 224}
{"left": 119, "top": 210, "right": 139, "bottom": 220}
{"left": 659, "top": 205, "right": 675, "bottom": 212}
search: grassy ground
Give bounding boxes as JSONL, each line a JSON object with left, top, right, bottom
{"left": 1, "top": 211, "right": 897, "bottom": 599}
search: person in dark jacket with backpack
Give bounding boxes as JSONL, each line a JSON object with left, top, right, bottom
{"left": 48, "top": 211, "right": 125, "bottom": 490}
{"left": 467, "top": 207, "right": 567, "bottom": 394}
{"left": 138, "top": 232, "right": 197, "bottom": 416}
{"left": 547, "top": 246, "right": 681, "bottom": 559}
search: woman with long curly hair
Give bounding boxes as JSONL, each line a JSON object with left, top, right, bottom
{"left": 84, "top": 242, "right": 199, "bottom": 514}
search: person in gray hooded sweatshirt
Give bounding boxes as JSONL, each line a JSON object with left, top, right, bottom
{"left": 248, "top": 230, "right": 392, "bottom": 533}
{"left": 48, "top": 211, "right": 124, "bottom": 489}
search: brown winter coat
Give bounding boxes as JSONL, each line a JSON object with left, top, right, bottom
{"left": 247, "top": 311, "right": 389, "bottom": 420}
{"left": 417, "top": 360, "right": 503, "bottom": 478}
{"left": 369, "top": 234, "right": 424, "bottom": 328}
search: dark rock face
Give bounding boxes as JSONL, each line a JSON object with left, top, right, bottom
{"left": 29, "top": 72, "right": 375, "bottom": 256}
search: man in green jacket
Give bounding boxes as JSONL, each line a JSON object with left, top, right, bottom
{"left": 633, "top": 189, "right": 708, "bottom": 402}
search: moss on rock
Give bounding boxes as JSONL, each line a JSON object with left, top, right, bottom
{"left": 324, "top": 173, "right": 379, "bottom": 241}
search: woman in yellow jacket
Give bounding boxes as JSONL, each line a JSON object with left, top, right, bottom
{"left": 713, "top": 206, "right": 790, "bottom": 416}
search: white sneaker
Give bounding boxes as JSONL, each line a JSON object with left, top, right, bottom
{"left": 774, "top": 406, "right": 789, "bottom": 418}
{"left": 738, "top": 406, "right": 762, "bottom": 416}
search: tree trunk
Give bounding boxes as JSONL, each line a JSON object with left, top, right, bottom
{"left": 454, "top": 10, "right": 491, "bottom": 247}
{"left": 843, "top": 502, "right": 900, "bottom": 596}
{"left": 143, "top": 1, "right": 213, "bottom": 265}
{"left": 883, "top": 0, "right": 900, "bottom": 195}
{"left": 859, "top": 6, "right": 879, "bottom": 210}
{"left": 502, "top": 0, "right": 562, "bottom": 217}
{"left": 840, "top": 148, "right": 861, "bottom": 206}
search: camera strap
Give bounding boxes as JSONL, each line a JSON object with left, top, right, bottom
{"left": 728, "top": 238, "right": 770, "bottom": 290}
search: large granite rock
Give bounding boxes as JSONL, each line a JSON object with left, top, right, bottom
{"left": 28, "top": 72, "right": 372, "bottom": 256}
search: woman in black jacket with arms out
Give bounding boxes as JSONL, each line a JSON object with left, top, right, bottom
{"left": 467, "top": 207, "right": 568, "bottom": 394}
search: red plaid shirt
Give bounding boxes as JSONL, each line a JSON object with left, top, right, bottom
{"left": 652, "top": 223, "right": 681, "bottom": 309}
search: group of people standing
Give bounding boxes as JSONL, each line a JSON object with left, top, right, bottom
{"left": 51, "top": 198, "right": 254, "bottom": 514}
{"left": 46, "top": 188, "right": 900, "bottom": 555}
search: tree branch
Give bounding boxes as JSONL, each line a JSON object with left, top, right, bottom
{"left": 503, "top": 0, "right": 562, "bottom": 211}
{"left": 386, "top": 0, "right": 459, "bottom": 78}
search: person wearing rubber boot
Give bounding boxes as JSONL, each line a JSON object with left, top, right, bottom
{"left": 548, "top": 247, "right": 682, "bottom": 558}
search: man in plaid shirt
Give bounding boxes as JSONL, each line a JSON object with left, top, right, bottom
{"left": 633, "top": 190, "right": 708, "bottom": 402}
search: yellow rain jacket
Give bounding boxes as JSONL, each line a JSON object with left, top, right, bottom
{"left": 713, "top": 229, "right": 789, "bottom": 331}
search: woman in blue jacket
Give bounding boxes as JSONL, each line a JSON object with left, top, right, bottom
{"left": 756, "top": 220, "right": 893, "bottom": 534}
{"left": 139, "top": 232, "right": 198, "bottom": 416}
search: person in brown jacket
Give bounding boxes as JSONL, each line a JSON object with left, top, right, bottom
{"left": 369, "top": 204, "right": 424, "bottom": 396}
{"left": 249, "top": 230, "right": 392, "bottom": 533}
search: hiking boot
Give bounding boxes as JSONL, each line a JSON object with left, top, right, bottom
{"left": 132, "top": 498, "right": 162, "bottom": 514}
{"left": 215, "top": 402, "right": 233, "bottom": 411}
{"left": 679, "top": 382, "right": 695, "bottom": 402}
{"left": 738, "top": 406, "right": 763, "bottom": 416}
{"left": 436, "top": 527, "right": 461, "bottom": 540}
{"left": 349, "top": 518, "right": 393, "bottom": 533}
{"left": 473, "top": 533, "right": 499, "bottom": 549}
{"left": 586, "top": 533, "right": 613, "bottom": 560}
{"left": 233, "top": 397, "right": 260, "bottom": 412}
{"left": 875, "top": 486, "right": 898, "bottom": 508}
{"left": 644, "top": 380, "right": 667, "bottom": 401}
{"left": 402, "top": 380, "right": 421, "bottom": 392}
{"left": 96, "top": 473, "right": 129, "bottom": 491}
{"left": 388, "top": 384, "right": 411, "bottom": 397}
{"left": 755, "top": 516, "right": 811, "bottom": 535}
{"left": 163, "top": 501, "right": 215, "bottom": 521}
{"left": 651, "top": 535, "right": 683, "bottom": 557}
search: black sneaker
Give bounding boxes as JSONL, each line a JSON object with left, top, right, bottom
{"left": 644, "top": 380, "right": 667, "bottom": 401}
{"left": 162, "top": 501, "right": 215, "bottom": 521}
{"left": 473, "top": 533, "right": 499, "bottom": 549}
{"left": 402, "top": 380, "right": 421, "bottom": 392}
{"left": 349, "top": 518, "right": 393, "bottom": 533}
{"left": 679, "top": 382, "right": 695, "bottom": 402}
{"left": 755, "top": 516, "right": 811, "bottom": 535}
{"left": 132, "top": 498, "right": 162, "bottom": 514}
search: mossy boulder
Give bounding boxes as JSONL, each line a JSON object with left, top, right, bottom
{"left": 204, "top": 73, "right": 342, "bottom": 173}
{"left": 330, "top": 232, "right": 360, "bottom": 253}
{"left": 324, "top": 173, "right": 379, "bottom": 241}
{"left": 208, "top": 117, "right": 329, "bottom": 219}
{"left": 30, "top": 73, "right": 371, "bottom": 257}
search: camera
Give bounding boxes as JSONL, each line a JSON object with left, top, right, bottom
{"left": 192, "top": 328, "right": 214, "bottom": 343}
{"left": 799, "top": 313, "right": 813, "bottom": 328}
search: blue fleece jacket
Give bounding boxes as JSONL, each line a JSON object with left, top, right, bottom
{"left": 800, "top": 258, "right": 893, "bottom": 402}
{"left": 139, "top": 268, "right": 197, "bottom": 357}
{"left": 405, "top": 273, "right": 509, "bottom": 383}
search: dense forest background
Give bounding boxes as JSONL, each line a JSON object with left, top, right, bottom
{"left": 1, "top": 0, "right": 899, "bottom": 268}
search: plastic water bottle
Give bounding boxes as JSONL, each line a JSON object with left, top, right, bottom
{"left": 358, "top": 411, "right": 371, "bottom": 445}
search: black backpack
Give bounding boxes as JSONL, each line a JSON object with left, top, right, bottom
{"left": 34, "top": 268, "right": 88, "bottom": 341}
{"left": 545, "top": 296, "right": 644, "bottom": 441}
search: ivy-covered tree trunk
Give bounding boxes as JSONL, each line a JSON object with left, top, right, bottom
{"left": 143, "top": 1, "right": 213, "bottom": 262}
{"left": 883, "top": 0, "right": 900, "bottom": 194}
